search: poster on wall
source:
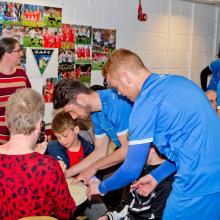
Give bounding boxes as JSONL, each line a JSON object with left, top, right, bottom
{"left": 61, "top": 23, "right": 75, "bottom": 49}
{"left": 58, "top": 48, "right": 75, "bottom": 81}
{"left": 92, "top": 52, "right": 108, "bottom": 70}
{"left": 43, "top": 27, "right": 62, "bottom": 48}
{"left": 2, "top": 25, "right": 24, "bottom": 45}
{"left": 58, "top": 69, "right": 75, "bottom": 81}
{"left": 2, "top": 2, "right": 23, "bottom": 26}
{"left": 75, "top": 25, "right": 92, "bottom": 45}
{"left": 23, "top": 4, "right": 44, "bottom": 27}
{"left": 32, "top": 49, "right": 54, "bottom": 74}
{"left": 43, "top": 6, "right": 62, "bottom": 28}
{"left": 93, "top": 28, "right": 116, "bottom": 54}
{"left": 23, "top": 27, "right": 43, "bottom": 47}
{"left": 0, "top": 24, "right": 2, "bottom": 39}
{"left": 42, "top": 77, "right": 57, "bottom": 103}
{"left": 75, "top": 45, "right": 91, "bottom": 64}
{"left": 58, "top": 49, "right": 75, "bottom": 70}
{"left": 0, "top": 2, "right": 5, "bottom": 23}
{"left": 75, "top": 63, "right": 91, "bottom": 86}
{"left": 17, "top": 46, "right": 26, "bottom": 70}
{"left": 92, "top": 28, "right": 116, "bottom": 70}
{"left": 26, "top": 48, "right": 58, "bottom": 79}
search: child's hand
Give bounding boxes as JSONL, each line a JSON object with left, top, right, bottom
{"left": 74, "top": 166, "right": 97, "bottom": 184}
{"left": 86, "top": 178, "right": 101, "bottom": 199}
{"left": 130, "top": 174, "right": 158, "bottom": 197}
{"left": 98, "top": 216, "right": 108, "bottom": 220}
{"left": 58, "top": 160, "right": 67, "bottom": 173}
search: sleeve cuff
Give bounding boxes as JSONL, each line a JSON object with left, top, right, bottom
{"left": 150, "top": 160, "right": 176, "bottom": 184}
{"left": 98, "top": 182, "right": 107, "bottom": 195}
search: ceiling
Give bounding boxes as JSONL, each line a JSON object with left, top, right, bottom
{"left": 183, "top": 0, "right": 220, "bottom": 6}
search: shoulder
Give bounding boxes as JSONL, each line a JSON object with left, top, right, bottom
{"left": 32, "top": 152, "right": 60, "bottom": 167}
{"left": 98, "top": 88, "right": 112, "bottom": 98}
{"left": 100, "top": 88, "right": 132, "bottom": 107}
{"left": 15, "top": 69, "right": 31, "bottom": 87}
{"left": 209, "top": 59, "right": 220, "bottom": 73}
{"left": 46, "top": 141, "right": 68, "bottom": 161}
{"left": 47, "top": 140, "right": 66, "bottom": 151}
{"left": 91, "top": 111, "right": 99, "bottom": 125}
{"left": 15, "top": 68, "right": 28, "bottom": 77}
{"left": 79, "top": 135, "right": 94, "bottom": 151}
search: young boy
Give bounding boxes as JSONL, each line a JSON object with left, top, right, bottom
{"left": 46, "top": 111, "right": 94, "bottom": 169}
{"left": 45, "top": 111, "right": 107, "bottom": 220}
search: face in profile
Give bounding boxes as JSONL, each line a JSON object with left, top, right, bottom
{"left": 63, "top": 103, "right": 92, "bottom": 120}
{"left": 10, "top": 43, "right": 23, "bottom": 66}
{"left": 206, "top": 90, "right": 217, "bottom": 111}
{"left": 106, "top": 72, "right": 138, "bottom": 102}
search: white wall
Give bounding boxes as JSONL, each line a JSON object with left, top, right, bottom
{"left": 191, "top": 3, "right": 219, "bottom": 83}
{"left": 2, "top": 0, "right": 219, "bottom": 122}
{"left": 61, "top": 0, "right": 219, "bottom": 84}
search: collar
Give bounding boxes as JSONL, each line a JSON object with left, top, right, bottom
{"left": 138, "top": 73, "right": 170, "bottom": 98}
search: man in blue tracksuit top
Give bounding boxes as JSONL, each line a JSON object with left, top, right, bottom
{"left": 87, "top": 49, "right": 220, "bottom": 220}
{"left": 52, "top": 79, "right": 133, "bottom": 183}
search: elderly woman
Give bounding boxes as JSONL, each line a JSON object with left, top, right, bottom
{"left": 0, "top": 88, "right": 76, "bottom": 220}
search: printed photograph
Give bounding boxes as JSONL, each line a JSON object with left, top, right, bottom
{"left": 93, "top": 28, "right": 116, "bottom": 54}
{"left": 23, "top": 27, "right": 43, "bottom": 47}
{"left": 0, "top": 24, "right": 2, "bottom": 39}
{"left": 44, "top": 6, "right": 62, "bottom": 28}
{"left": 2, "top": 2, "right": 23, "bottom": 26}
{"left": 61, "top": 23, "right": 75, "bottom": 49}
{"left": 58, "top": 69, "right": 75, "bottom": 81}
{"left": 0, "top": 2, "right": 6, "bottom": 23}
{"left": 75, "top": 63, "right": 91, "bottom": 85}
{"left": 42, "top": 77, "right": 57, "bottom": 103}
{"left": 58, "top": 49, "right": 75, "bottom": 71}
{"left": 75, "top": 45, "right": 91, "bottom": 64}
{"left": 75, "top": 25, "right": 92, "bottom": 45}
{"left": 43, "top": 27, "right": 62, "bottom": 48}
{"left": 23, "top": 4, "right": 44, "bottom": 27}
{"left": 2, "top": 25, "right": 25, "bottom": 45}
{"left": 16, "top": 46, "right": 26, "bottom": 70}
{"left": 92, "top": 52, "right": 108, "bottom": 70}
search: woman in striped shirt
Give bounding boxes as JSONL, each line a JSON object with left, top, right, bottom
{"left": 0, "top": 37, "right": 31, "bottom": 144}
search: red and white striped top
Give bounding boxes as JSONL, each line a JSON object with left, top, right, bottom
{"left": 0, "top": 69, "right": 31, "bottom": 144}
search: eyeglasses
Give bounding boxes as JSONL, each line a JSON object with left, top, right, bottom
{"left": 11, "top": 48, "right": 24, "bottom": 53}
